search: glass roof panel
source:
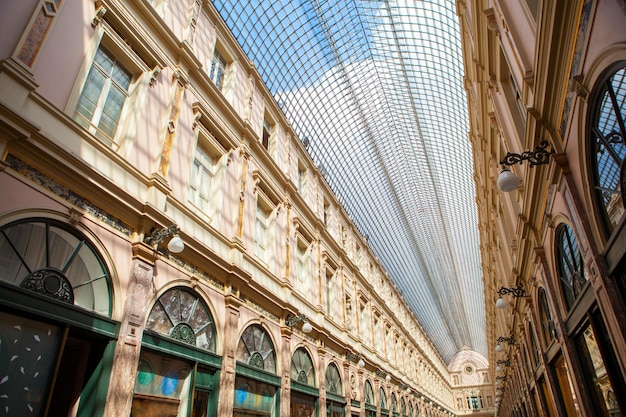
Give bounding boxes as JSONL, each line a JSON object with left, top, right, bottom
{"left": 212, "top": 0, "right": 485, "bottom": 363}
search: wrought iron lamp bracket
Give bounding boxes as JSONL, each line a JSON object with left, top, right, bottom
{"left": 145, "top": 224, "right": 180, "bottom": 246}
{"left": 285, "top": 314, "right": 308, "bottom": 327}
{"left": 500, "top": 141, "right": 553, "bottom": 167}
{"left": 497, "top": 283, "right": 526, "bottom": 298}
{"left": 497, "top": 335, "right": 516, "bottom": 345}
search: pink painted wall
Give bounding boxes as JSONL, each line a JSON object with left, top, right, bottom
{"left": 0, "top": 1, "right": 37, "bottom": 60}
{"left": 34, "top": 0, "right": 92, "bottom": 109}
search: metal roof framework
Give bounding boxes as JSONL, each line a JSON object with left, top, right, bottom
{"left": 212, "top": 0, "right": 485, "bottom": 363}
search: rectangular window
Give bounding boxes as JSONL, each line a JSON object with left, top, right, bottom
{"left": 255, "top": 202, "right": 271, "bottom": 260}
{"left": 262, "top": 117, "right": 272, "bottom": 150}
{"left": 74, "top": 46, "right": 131, "bottom": 143}
{"left": 297, "top": 163, "right": 307, "bottom": 196}
{"left": 323, "top": 199, "right": 331, "bottom": 227}
{"left": 209, "top": 48, "right": 226, "bottom": 90}
{"left": 325, "top": 268, "right": 334, "bottom": 316}
{"left": 187, "top": 119, "right": 228, "bottom": 221}
{"left": 189, "top": 144, "right": 216, "bottom": 212}
{"left": 296, "top": 240, "right": 308, "bottom": 283}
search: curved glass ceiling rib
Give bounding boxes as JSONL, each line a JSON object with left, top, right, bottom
{"left": 212, "top": 0, "right": 485, "bottom": 363}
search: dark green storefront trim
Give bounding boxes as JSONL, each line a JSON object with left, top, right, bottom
{"left": 326, "top": 392, "right": 347, "bottom": 404}
{"left": 142, "top": 330, "right": 222, "bottom": 368}
{"left": 235, "top": 362, "right": 281, "bottom": 386}
{"left": 0, "top": 281, "right": 119, "bottom": 337}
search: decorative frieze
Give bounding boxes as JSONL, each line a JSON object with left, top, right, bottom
{"left": 5, "top": 154, "right": 133, "bottom": 236}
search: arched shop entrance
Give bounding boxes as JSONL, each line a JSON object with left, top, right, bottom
{"left": 0, "top": 218, "right": 116, "bottom": 417}
{"left": 234, "top": 324, "right": 279, "bottom": 417}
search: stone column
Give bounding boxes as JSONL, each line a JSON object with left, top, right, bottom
{"left": 217, "top": 293, "right": 241, "bottom": 416}
{"left": 280, "top": 327, "right": 292, "bottom": 416}
{"left": 103, "top": 243, "right": 155, "bottom": 417}
{"left": 317, "top": 344, "right": 327, "bottom": 417}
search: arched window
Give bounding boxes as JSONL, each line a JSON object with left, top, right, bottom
{"left": 291, "top": 347, "right": 315, "bottom": 386}
{"left": 364, "top": 380, "right": 376, "bottom": 417}
{"left": 325, "top": 362, "right": 343, "bottom": 394}
{"left": 587, "top": 62, "right": 626, "bottom": 235}
{"left": 145, "top": 287, "right": 216, "bottom": 351}
{"left": 0, "top": 218, "right": 112, "bottom": 315}
{"left": 556, "top": 224, "right": 587, "bottom": 310}
{"left": 380, "top": 386, "right": 388, "bottom": 412}
{"left": 391, "top": 392, "right": 398, "bottom": 414}
{"left": 236, "top": 324, "right": 276, "bottom": 372}
{"left": 538, "top": 287, "right": 557, "bottom": 347}
{"left": 401, "top": 397, "right": 407, "bottom": 417}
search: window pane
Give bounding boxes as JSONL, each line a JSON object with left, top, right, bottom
{"left": 94, "top": 47, "right": 114, "bottom": 73}
{"left": 111, "top": 64, "right": 132, "bottom": 89}
{"left": 98, "top": 84, "right": 127, "bottom": 137}
{"left": 75, "top": 67, "right": 106, "bottom": 122}
{"left": 146, "top": 287, "right": 216, "bottom": 352}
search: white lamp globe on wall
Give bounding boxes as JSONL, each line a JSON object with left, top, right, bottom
{"left": 495, "top": 343, "right": 504, "bottom": 353}
{"left": 167, "top": 234, "right": 185, "bottom": 253}
{"left": 497, "top": 168, "right": 521, "bottom": 192}
{"left": 495, "top": 296, "right": 509, "bottom": 309}
{"left": 302, "top": 320, "right": 313, "bottom": 333}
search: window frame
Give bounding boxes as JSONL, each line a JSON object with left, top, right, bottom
{"left": 187, "top": 119, "right": 229, "bottom": 222}
{"left": 68, "top": 22, "right": 152, "bottom": 152}
{"left": 586, "top": 61, "right": 626, "bottom": 239}
{"left": 209, "top": 44, "right": 229, "bottom": 91}
{"left": 555, "top": 223, "right": 587, "bottom": 312}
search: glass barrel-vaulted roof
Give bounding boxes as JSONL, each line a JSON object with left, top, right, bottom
{"left": 212, "top": 0, "right": 485, "bottom": 362}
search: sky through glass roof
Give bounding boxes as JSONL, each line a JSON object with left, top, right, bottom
{"left": 212, "top": 0, "right": 485, "bottom": 363}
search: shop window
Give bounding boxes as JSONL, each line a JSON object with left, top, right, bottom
{"left": 364, "top": 380, "right": 376, "bottom": 417}
{"left": 290, "top": 347, "right": 318, "bottom": 416}
{"left": 552, "top": 354, "right": 581, "bottom": 417}
{"left": 132, "top": 350, "right": 193, "bottom": 416}
{"left": 233, "top": 377, "right": 276, "bottom": 416}
{"left": 145, "top": 287, "right": 216, "bottom": 351}
{"left": 134, "top": 287, "right": 219, "bottom": 417}
{"left": 588, "top": 62, "right": 626, "bottom": 235}
{"left": 0, "top": 218, "right": 112, "bottom": 315}
{"left": 236, "top": 324, "right": 276, "bottom": 372}
{"left": 0, "top": 311, "right": 112, "bottom": 417}
{"left": 575, "top": 314, "right": 625, "bottom": 416}
{"left": 555, "top": 224, "right": 587, "bottom": 310}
